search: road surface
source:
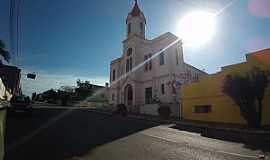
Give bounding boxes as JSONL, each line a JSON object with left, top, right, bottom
{"left": 4, "top": 104, "right": 267, "bottom": 160}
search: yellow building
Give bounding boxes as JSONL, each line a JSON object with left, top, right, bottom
{"left": 181, "top": 48, "right": 270, "bottom": 126}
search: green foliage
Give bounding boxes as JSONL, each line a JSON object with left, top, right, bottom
{"left": 222, "top": 67, "right": 270, "bottom": 128}
{"left": 75, "top": 79, "right": 94, "bottom": 100}
{"left": 42, "top": 89, "right": 58, "bottom": 103}
{"left": 0, "top": 40, "right": 10, "bottom": 62}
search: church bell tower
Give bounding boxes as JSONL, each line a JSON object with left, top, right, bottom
{"left": 126, "top": 0, "right": 146, "bottom": 39}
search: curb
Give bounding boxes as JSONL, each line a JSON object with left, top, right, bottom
{"left": 87, "top": 109, "right": 270, "bottom": 135}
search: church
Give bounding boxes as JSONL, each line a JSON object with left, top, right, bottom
{"left": 108, "top": 0, "right": 207, "bottom": 117}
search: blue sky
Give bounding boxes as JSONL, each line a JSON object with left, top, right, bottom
{"left": 0, "top": 0, "right": 270, "bottom": 95}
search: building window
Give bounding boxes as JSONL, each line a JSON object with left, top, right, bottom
{"left": 145, "top": 87, "right": 152, "bottom": 104}
{"left": 148, "top": 53, "right": 152, "bottom": 70}
{"left": 128, "top": 23, "right": 131, "bottom": 34}
{"left": 140, "top": 22, "right": 143, "bottom": 33}
{"left": 175, "top": 49, "right": 179, "bottom": 65}
{"left": 112, "top": 93, "right": 115, "bottom": 101}
{"left": 127, "top": 48, "right": 132, "bottom": 56}
{"left": 129, "top": 57, "right": 133, "bottom": 71}
{"left": 126, "top": 58, "right": 133, "bottom": 73}
{"left": 112, "top": 69, "right": 116, "bottom": 81}
{"left": 159, "top": 52, "right": 164, "bottom": 65}
{"left": 194, "top": 105, "right": 212, "bottom": 113}
{"left": 161, "top": 84, "right": 165, "bottom": 95}
{"left": 144, "top": 55, "right": 148, "bottom": 72}
{"left": 144, "top": 54, "right": 152, "bottom": 72}
{"left": 126, "top": 59, "right": 129, "bottom": 72}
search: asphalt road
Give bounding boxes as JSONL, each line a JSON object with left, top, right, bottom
{"left": 4, "top": 104, "right": 267, "bottom": 160}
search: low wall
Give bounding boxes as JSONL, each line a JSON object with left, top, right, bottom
{"left": 140, "top": 103, "right": 180, "bottom": 117}
{"left": 140, "top": 104, "right": 159, "bottom": 116}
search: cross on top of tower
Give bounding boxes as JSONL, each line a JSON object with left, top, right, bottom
{"left": 130, "top": 0, "right": 142, "bottom": 17}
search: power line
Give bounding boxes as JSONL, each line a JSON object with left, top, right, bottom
{"left": 9, "top": 0, "right": 22, "bottom": 65}
{"left": 16, "top": 0, "right": 22, "bottom": 66}
{"left": 9, "top": 0, "right": 15, "bottom": 63}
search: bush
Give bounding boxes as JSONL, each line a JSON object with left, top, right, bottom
{"left": 113, "top": 104, "right": 127, "bottom": 117}
{"left": 158, "top": 105, "right": 171, "bottom": 119}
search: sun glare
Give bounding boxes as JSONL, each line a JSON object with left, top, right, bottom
{"left": 177, "top": 11, "right": 216, "bottom": 47}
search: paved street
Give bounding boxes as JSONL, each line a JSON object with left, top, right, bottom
{"left": 4, "top": 104, "right": 266, "bottom": 160}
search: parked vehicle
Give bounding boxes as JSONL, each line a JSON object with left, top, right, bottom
{"left": 8, "top": 95, "right": 33, "bottom": 116}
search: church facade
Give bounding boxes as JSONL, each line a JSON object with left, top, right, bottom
{"left": 108, "top": 1, "right": 207, "bottom": 117}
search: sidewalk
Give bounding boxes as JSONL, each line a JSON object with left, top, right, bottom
{"left": 88, "top": 108, "right": 270, "bottom": 151}
{"left": 88, "top": 108, "right": 270, "bottom": 132}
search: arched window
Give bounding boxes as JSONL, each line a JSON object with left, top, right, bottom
{"left": 128, "top": 23, "right": 131, "bottom": 34}
{"left": 140, "top": 22, "right": 143, "bottom": 33}
{"left": 159, "top": 52, "right": 165, "bottom": 65}
{"left": 127, "top": 48, "right": 132, "bottom": 56}
{"left": 126, "top": 57, "right": 133, "bottom": 73}
{"left": 148, "top": 53, "right": 152, "bottom": 70}
{"left": 126, "top": 59, "right": 130, "bottom": 72}
{"left": 112, "top": 69, "right": 116, "bottom": 81}
{"left": 129, "top": 57, "right": 133, "bottom": 70}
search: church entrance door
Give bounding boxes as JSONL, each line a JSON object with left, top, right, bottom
{"left": 124, "top": 84, "right": 133, "bottom": 106}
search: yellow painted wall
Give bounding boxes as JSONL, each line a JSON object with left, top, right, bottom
{"left": 181, "top": 49, "right": 270, "bottom": 126}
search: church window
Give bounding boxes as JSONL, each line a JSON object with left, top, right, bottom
{"left": 126, "top": 57, "right": 133, "bottom": 73}
{"left": 140, "top": 22, "right": 143, "bottom": 33}
{"left": 144, "top": 55, "right": 148, "bottom": 71}
{"left": 161, "top": 84, "right": 165, "bottom": 94}
{"left": 144, "top": 54, "right": 152, "bottom": 72}
{"left": 126, "top": 59, "right": 130, "bottom": 72}
{"left": 112, "top": 69, "right": 116, "bottom": 81}
{"left": 148, "top": 53, "right": 152, "bottom": 70}
{"left": 159, "top": 52, "right": 165, "bottom": 65}
{"left": 128, "top": 23, "right": 131, "bottom": 34}
{"left": 127, "top": 48, "right": 132, "bottom": 56}
{"left": 129, "top": 57, "right": 133, "bottom": 71}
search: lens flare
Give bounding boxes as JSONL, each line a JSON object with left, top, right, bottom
{"left": 177, "top": 11, "right": 216, "bottom": 47}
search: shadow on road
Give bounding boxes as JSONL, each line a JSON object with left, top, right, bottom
{"left": 5, "top": 108, "right": 158, "bottom": 160}
{"left": 170, "top": 124, "right": 270, "bottom": 153}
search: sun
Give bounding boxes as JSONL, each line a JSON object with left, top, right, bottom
{"left": 177, "top": 11, "right": 216, "bottom": 47}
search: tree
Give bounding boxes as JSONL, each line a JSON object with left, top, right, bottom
{"left": 32, "top": 92, "right": 37, "bottom": 101}
{"left": 42, "top": 89, "right": 58, "bottom": 103}
{"left": 0, "top": 40, "right": 11, "bottom": 63}
{"left": 60, "top": 85, "right": 75, "bottom": 93}
{"left": 222, "top": 67, "right": 270, "bottom": 128}
{"left": 249, "top": 67, "right": 270, "bottom": 126}
{"left": 75, "top": 79, "right": 93, "bottom": 100}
